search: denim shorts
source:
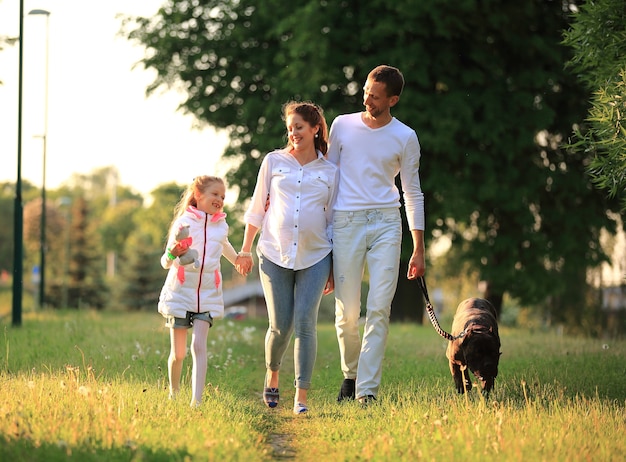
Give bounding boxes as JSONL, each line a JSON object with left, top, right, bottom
{"left": 164, "top": 311, "right": 213, "bottom": 329}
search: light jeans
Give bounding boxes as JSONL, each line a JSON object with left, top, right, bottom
{"left": 259, "top": 252, "right": 332, "bottom": 390}
{"left": 333, "top": 208, "right": 402, "bottom": 398}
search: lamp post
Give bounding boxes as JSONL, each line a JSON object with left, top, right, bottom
{"left": 13, "top": 0, "right": 26, "bottom": 327}
{"left": 29, "top": 8, "right": 50, "bottom": 309}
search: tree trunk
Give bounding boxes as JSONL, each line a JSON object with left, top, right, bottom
{"left": 482, "top": 281, "right": 503, "bottom": 318}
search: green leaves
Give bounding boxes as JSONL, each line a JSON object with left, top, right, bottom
{"left": 122, "top": 0, "right": 620, "bottom": 323}
{"left": 563, "top": 0, "right": 626, "bottom": 208}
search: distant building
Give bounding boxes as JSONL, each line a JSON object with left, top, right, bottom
{"left": 223, "top": 280, "right": 266, "bottom": 318}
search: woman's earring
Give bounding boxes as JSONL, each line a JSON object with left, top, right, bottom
{"left": 315, "top": 133, "right": 319, "bottom": 138}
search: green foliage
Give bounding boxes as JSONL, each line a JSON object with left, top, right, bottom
{"left": 115, "top": 232, "right": 165, "bottom": 311}
{"left": 563, "top": 0, "right": 626, "bottom": 206}
{"left": 0, "top": 311, "right": 625, "bottom": 461}
{"left": 122, "top": 0, "right": 619, "bottom": 326}
{"left": 0, "top": 185, "right": 15, "bottom": 273}
{"left": 122, "top": 0, "right": 362, "bottom": 203}
{"left": 563, "top": 0, "right": 626, "bottom": 89}
{"left": 103, "top": 188, "right": 172, "bottom": 312}
{"left": 106, "top": 182, "right": 183, "bottom": 312}
{"left": 0, "top": 180, "right": 39, "bottom": 274}
{"left": 99, "top": 198, "right": 144, "bottom": 252}
{"left": 574, "top": 71, "right": 626, "bottom": 204}
{"left": 63, "top": 196, "right": 109, "bottom": 309}
{"left": 139, "top": 182, "right": 186, "bottom": 249}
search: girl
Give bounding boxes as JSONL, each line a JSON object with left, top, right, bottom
{"left": 158, "top": 175, "right": 246, "bottom": 407}
{"left": 238, "top": 101, "right": 338, "bottom": 414}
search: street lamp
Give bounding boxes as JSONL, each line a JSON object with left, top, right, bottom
{"left": 29, "top": 8, "right": 50, "bottom": 309}
{"left": 13, "top": 0, "right": 26, "bottom": 327}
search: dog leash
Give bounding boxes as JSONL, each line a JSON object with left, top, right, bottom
{"left": 418, "top": 276, "right": 465, "bottom": 341}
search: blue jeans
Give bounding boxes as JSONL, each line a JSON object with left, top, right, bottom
{"left": 259, "top": 252, "right": 332, "bottom": 390}
{"left": 333, "top": 208, "right": 402, "bottom": 398}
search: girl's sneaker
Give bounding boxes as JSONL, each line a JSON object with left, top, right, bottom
{"left": 293, "top": 402, "right": 308, "bottom": 415}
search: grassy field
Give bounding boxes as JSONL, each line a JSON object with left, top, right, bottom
{"left": 1, "top": 309, "right": 624, "bottom": 461}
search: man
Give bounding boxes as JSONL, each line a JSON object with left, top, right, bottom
{"left": 327, "top": 65, "right": 425, "bottom": 404}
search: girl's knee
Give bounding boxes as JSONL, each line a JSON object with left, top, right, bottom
{"left": 170, "top": 351, "right": 186, "bottom": 363}
{"left": 190, "top": 340, "right": 207, "bottom": 356}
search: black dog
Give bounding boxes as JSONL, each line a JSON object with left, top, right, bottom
{"left": 445, "top": 298, "right": 501, "bottom": 394}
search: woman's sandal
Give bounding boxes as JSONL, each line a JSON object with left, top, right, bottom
{"left": 263, "top": 387, "right": 279, "bottom": 408}
{"left": 293, "top": 402, "right": 308, "bottom": 415}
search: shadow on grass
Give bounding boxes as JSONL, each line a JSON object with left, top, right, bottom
{"left": 0, "top": 436, "right": 190, "bottom": 462}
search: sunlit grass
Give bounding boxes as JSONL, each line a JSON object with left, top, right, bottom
{"left": 1, "top": 310, "right": 624, "bottom": 461}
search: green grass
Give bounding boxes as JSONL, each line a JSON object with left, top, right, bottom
{"left": 1, "top": 310, "right": 624, "bottom": 461}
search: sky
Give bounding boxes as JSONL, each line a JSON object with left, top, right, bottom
{"left": 0, "top": 0, "right": 231, "bottom": 199}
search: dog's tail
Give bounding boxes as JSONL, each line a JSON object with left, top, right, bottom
{"left": 418, "top": 277, "right": 463, "bottom": 342}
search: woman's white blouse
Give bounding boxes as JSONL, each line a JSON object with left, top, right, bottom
{"left": 244, "top": 149, "right": 338, "bottom": 270}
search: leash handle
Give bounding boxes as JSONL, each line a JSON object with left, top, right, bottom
{"left": 418, "top": 276, "right": 458, "bottom": 342}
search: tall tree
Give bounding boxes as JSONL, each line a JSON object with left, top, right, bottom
{"left": 1, "top": 181, "right": 38, "bottom": 275}
{"left": 563, "top": 0, "right": 626, "bottom": 208}
{"left": 0, "top": 183, "right": 17, "bottom": 274}
{"left": 23, "top": 197, "right": 68, "bottom": 303}
{"left": 116, "top": 182, "right": 185, "bottom": 311}
{"left": 99, "top": 198, "right": 144, "bottom": 259}
{"left": 65, "top": 196, "right": 108, "bottom": 309}
{"left": 135, "top": 182, "right": 186, "bottom": 250}
{"left": 124, "top": 0, "right": 619, "bottom": 326}
{"left": 115, "top": 232, "right": 164, "bottom": 311}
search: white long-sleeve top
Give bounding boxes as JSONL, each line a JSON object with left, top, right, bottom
{"left": 158, "top": 206, "right": 237, "bottom": 320}
{"left": 327, "top": 112, "right": 425, "bottom": 230}
{"left": 244, "top": 149, "right": 338, "bottom": 270}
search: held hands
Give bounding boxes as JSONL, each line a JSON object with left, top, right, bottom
{"left": 323, "top": 274, "right": 334, "bottom": 295}
{"left": 235, "top": 252, "right": 254, "bottom": 276}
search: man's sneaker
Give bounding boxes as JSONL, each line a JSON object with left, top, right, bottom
{"left": 337, "top": 378, "right": 356, "bottom": 402}
{"left": 358, "top": 395, "right": 376, "bottom": 407}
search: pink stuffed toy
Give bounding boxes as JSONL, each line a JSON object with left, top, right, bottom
{"left": 174, "top": 224, "right": 200, "bottom": 267}
{"left": 174, "top": 224, "right": 200, "bottom": 283}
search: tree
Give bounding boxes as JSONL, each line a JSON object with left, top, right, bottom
{"left": 63, "top": 196, "right": 108, "bottom": 309}
{"left": 124, "top": 0, "right": 619, "bottom": 328}
{"left": 113, "top": 182, "right": 184, "bottom": 311}
{"left": 99, "top": 198, "right": 144, "bottom": 258}
{"left": 0, "top": 181, "right": 38, "bottom": 275}
{"left": 23, "top": 197, "right": 68, "bottom": 303}
{"left": 0, "top": 183, "right": 16, "bottom": 274}
{"left": 563, "top": 0, "right": 626, "bottom": 208}
{"left": 122, "top": 0, "right": 355, "bottom": 206}
{"left": 115, "top": 232, "right": 164, "bottom": 311}
{"left": 135, "top": 182, "right": 186, "bottom": 250}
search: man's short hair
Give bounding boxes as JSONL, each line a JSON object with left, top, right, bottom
{"left": 368, "top": 65, "right": 404, "bottom": 97}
